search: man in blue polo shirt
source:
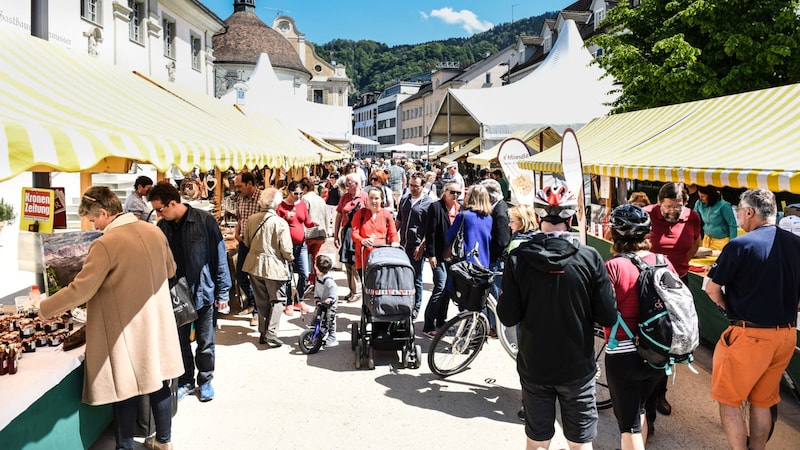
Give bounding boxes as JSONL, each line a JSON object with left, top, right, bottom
{"left": 705, "top": 188, "right": 800, "bottom": 450}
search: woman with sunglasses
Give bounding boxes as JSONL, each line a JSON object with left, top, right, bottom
{"left": 276, "top": 180, "right": 316, "bottom": 315}
{"left": 323, "top": 171, "right": 341, "bottom": 235}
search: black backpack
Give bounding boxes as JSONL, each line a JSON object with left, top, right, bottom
{"left": 608, "top": 253, "right": 700, "bottom": 375}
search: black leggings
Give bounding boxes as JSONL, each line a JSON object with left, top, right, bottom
{"left": 606, "top": 351, "right": 664, "bottom": 433}
{"left": 111, "top": 381, "right": 173, "bottom": 450}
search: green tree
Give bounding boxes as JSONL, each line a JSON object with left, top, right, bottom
{"left": 590, "top": 0, "right": 800, "bottom": 113}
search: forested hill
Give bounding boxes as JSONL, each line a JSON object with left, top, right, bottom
{"left": 313, "top": 12, "right": 559, "bottom": 102}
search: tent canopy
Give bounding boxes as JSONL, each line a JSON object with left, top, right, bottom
{"left": 350, "top": 135, "right": 379, "bottom": 146}
{"left": 421, "top": 139, "right": 471, "bottom": 160}
{"left": 222, "top": 53, "right": 352, "bottom": 142}
{"left": 467, "top": 127, "right": 562, "bottom": 165}
{"left": 519, "top": 83, "right": 800, "bottom": 194}
{"left": 428, "top": 19, "right": 617, "bottom": 143}
{"left": 440, "top": 137, "right": 482, "bottom": 164}
{"left": 0, "top": 26, "right": 321, "bottom": 182}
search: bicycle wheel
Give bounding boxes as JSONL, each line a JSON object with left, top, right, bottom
{"left": 299, "top": 328, "right": 323, "bottom": 354}
{"left": 593, "top": 327, "right": 612, "bottom": 410}
{"left": 486, "top": 295, "right": 517, "bottom": 360}
{"left": 428, "top": 311, "right": 489, "bottom": 377}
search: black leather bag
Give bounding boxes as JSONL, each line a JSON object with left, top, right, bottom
{"left": 170, "top": 277, "right": 197, "bottom": 327}
{"left": 443, "top": 217, "right": 465, "bottom": 263}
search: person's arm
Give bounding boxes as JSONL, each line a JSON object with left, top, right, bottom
{"left": 446, "top": 213, "right": 463, "bottom": 244}
{"left": 210, "top": 219, "right": 231, "bottom": 303}
{"left": 592, "top": 252, "right": 618, "bottom": 328}
{"left": 278, "top": 221, "right": 294, "bottom": 261}
{"left": 497, "top": 254, "right": 522, "bottom": 327}
{"left": 688, "top": 211, "right": 702, "bottom": 258}
{"left": 39, "top": 241, "right": 111, "bottom": 317}
{"left": 351, "top": 209, "right": 366, "bottom": 247}
{"left": 494, "top": 205, "right": 511, "bottom": 252}
{"left": 705, "top": 279, "right": 726, "bottom": 309}
{"left": 300, "top": 201, "right": 314, "bottom": 228}
{"left": 324, "top": 277, "right": 338, "bottom": 304}
{"left": 722, "top": 203, "right": 738, "bottom": 240}
{"left": 388, "top": 210, "right": 400, "bottom": 246}
{"left": 425, "top": 204, "right": 438, "bottom": 263}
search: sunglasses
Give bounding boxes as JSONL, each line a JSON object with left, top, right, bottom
{"left": 370, "top": 178, "right": 379, "bottom": 181}
{"left": 449, "top": 190, "right": 461, "bottom": 195}
{"left": 155, "top": 203, "right": 169, "bottom": 213}
{"left": 293, "top": 191, "right": 303, "bottom": 196}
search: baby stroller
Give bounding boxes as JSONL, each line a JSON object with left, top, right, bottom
{"left": 351, "top": 246, "right": 422, "bottom": 369}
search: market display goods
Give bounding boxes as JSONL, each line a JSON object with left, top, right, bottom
{"left": 0, "top": 312, "right": 76, "bottom": 370}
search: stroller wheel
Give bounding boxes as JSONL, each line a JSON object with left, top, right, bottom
{"left": 413, "top": 344, "right": 422, "bottom": 369}
{"left": 367, "top": 346, "right": 375, "bottom": 370}
{"left": 351, "top": 323, "right": 359, "bottom": 350}
{"left": 354, "top": 344, "right": 362, "bottom": 369}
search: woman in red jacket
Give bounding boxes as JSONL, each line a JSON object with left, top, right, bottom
{"left": 276, "top": 180, "right": 316, "bottom": 314}
{"left": 351, "top": 186, "right": 400, "bottom": 271}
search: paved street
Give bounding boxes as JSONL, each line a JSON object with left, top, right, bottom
{"left": 82, "top": 241, "right": 800, "bottom": 450}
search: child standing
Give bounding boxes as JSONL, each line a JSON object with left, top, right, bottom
{"left": 313, "top": 255, "right": 338, "bottom": 346}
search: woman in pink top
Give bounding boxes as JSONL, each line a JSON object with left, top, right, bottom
{"left": 276, "top": 180, "right": 316, "bottom": 314}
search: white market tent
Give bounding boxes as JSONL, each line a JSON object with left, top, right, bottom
{"left": 222, "top": 53, "right": 353, "bottom": 143}
{"left": 428, "top": 19, "right": 618, "bottom": 144}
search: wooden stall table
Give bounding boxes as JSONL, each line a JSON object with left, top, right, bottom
{"left": 0, "top": 344, "right": 111, "bottom": 449}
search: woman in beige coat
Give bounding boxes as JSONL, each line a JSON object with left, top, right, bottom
{"left": 243, "top": 188, "right": 294, "bottom": 347}
{"left": 38, "top": 186, "right": 183, "bottom": 450}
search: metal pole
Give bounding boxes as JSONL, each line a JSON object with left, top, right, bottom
{"left": 31, "top": 0, "right": 50, "bottom": 291}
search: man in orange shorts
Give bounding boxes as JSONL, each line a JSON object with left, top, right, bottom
{"left": 705, "top": 188, "right": 800, "bottom": 450}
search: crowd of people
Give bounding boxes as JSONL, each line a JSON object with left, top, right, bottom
{"left": 31, "top": 156, "right": 800, "bottom": 450}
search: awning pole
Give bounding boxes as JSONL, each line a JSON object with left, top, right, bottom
{"left": 31, "top": 0, "right": 50, "bottom": 291}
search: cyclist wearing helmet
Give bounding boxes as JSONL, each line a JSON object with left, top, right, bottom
{"left": 497, "top": 178, "right": 617, "bottom": 450}
{"left": 603, "top": 204, "right": 678, "bottom": 448}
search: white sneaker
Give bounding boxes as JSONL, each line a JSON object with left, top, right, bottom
{"left": 325, "top": 335, "right": 338, "bottom": 347}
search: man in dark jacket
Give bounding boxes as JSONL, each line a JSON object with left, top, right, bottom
{"left": 396, "top": 172, "right": 433, "bottom": 318}
{"left": 480, "top": 179, "right": 510, "bottom": 337}
{"left": 422, "top": 181, "right": 461, "bottom": 336}
{"left": 149, "top": 182, "right": 232, "bottom": 403}
{"left": 498, "top": 179, "right": 617, "bottom": 449}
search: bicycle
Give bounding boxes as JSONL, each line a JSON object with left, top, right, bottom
{"left": 428, "top": 292, "right": 612, "bottom": 410}
{"left": 298, "top": 301, "right": 334, "bottom": 354}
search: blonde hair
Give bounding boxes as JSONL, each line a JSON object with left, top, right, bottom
{"left": 465, "top": 184, "right": 492, "bottom": 216}
{"left": 257, "top": 188, "right": 283, "bottom": 211}
{"left": 627, "top": 191, "right": 651, "bottom": 207}
{"left": 509, "top": 205, "right": 538, "bottom": 233}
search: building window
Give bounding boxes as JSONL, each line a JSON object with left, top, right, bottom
{"left": 594, "top": 9, "right": 606, "bottom": 29}
{"left": 631, "top": 0, "right": 642, "bottom": 6}
{"left": 163, "top": 18, "right": 176, "bottom": 59}
{"left": 313, "top": 89, "right": 323, "bottom": 104}
{"left": 128, "top": 0, "right": 144, "bottom": 43}
{"left": 191, "top": 35, "right": 202, "bottom": 71}
{"left": 485, "top": 73, "right": 491, "bottom": 84}
{"left": 543, "top": 36, "right": 551, "bottom": 53}
{"left": 81, "top": 0, "right": 101, "bottom": 24}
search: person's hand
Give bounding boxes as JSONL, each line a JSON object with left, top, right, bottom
{"left": 390, "top": 241, "right": 400, "bottom": 248}
{"left": 235, "top": 234, "right": 243, "bottom": 243}
{"left": 334, "top": 235, "right": 341, "bottom": 248}
{"left": 216, "top": 300, "right": 230, "bottom": 314}
{"left": 413, "top": 245, "right": 425, "bottom": 261}
{"left": 362, "top": 238, "right": 373, "bottom": 248}
{"left": 429, "top": 256, "right": 437, "bottom": 268}
{"left": 324, "top": 298, "right": 332, "bottom": 305}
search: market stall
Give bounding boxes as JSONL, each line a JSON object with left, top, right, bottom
{"left": 0, "top": 25, "right": 326, "bottom": 449}
{"left": 519, "top": 82, "right": 800, "bottom": 388}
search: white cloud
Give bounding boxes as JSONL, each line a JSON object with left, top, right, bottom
{"left": 424, "top": 7, "right": 493, "bottom": 35}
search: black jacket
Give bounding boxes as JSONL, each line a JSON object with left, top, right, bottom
{"left": 489, "top": 201, "right": 511, "bottom": 263}
{"left": 424, "top": 199, "right": 452, "bottom": 260}
{"left": 397, "top": 193, "right": 433, "bottom": 260}
{"left": 498, "top": 232, "right": 617, "bottom": 385}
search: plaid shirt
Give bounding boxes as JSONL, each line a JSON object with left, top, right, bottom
{"left": 236, "top": 187, "right": 262, "bottom": 238}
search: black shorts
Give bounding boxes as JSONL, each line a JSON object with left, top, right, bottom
{"left": 606, "top": 351, "right": 663, "bottom": 433}
{"left": 520, "top": 372, "right": 598, "bottom": 443}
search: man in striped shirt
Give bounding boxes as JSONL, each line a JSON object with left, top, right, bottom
{"left": 235, "top": 171, "right": 263, "bottom": 326}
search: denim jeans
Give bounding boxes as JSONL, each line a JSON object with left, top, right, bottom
{"left": 411, "top": 256, "right": 425, "bottom": 314}
{"left": 237, "top": 241, "right": 256, "bottom": 313}
{"left": 178, "top": 304, "right": 215, "bottom": 387}
{"left": 423, "top": 260, "right": 449, "bottom": 332}
{"left": 112, "top": 381, "right": 172, "bottom": 450}
{"left": 485, "top": 259, "right": 504, "bottom": 332}
{"left": 286, "top": 242, "right": 309, "bottom": 301}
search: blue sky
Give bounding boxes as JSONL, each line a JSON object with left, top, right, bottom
{"left": 204, "top": 1, "right": 575, "bottom": 46}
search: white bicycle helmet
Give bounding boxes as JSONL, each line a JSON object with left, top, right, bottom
{"left": 534, "top": 179, "right": 578, "bottom": 223}
{"left": 779, "top": 215, "right": 800, "bottom": 237}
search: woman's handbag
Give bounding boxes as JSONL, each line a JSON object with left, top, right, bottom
{"left": 443, "top": 215, "right": 465, "bottom": 263}
{"left": 170, "top": 277, "right": 198, "bottom": 327}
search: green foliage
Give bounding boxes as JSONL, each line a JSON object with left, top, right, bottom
{"left": 314, "top": 13, "right": 558, "bottom": 103}
{"left": 0, "top": 198, "right": 15, "bottom": 222}
{"left": 590, "top": 0, "right": 800, "bottom": 113}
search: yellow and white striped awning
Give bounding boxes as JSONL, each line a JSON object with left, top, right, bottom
{"left": 440, "top": 137, "right": 482, "bottom": 164}
{"left": 0, "top": 26, "right": 319, "bottom": 183}
{"left": 519, "top": 83, "right": 800, "bottom": 193}
{"left": 466, "top": 127, "right": 562, "bottom": 165}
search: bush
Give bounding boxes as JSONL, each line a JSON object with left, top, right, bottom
{"left": 0, "top": 198, "right": 16, "bottom": 222}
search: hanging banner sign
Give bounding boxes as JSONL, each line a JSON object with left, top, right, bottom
{"left": 19, "top": 188, "right": 55, "bottom": 234}
{"left": 499, "top": 137, "right": 536, "bottom": 205}
{"left": 560, "top": 129, "right": 586, "bottom": 244}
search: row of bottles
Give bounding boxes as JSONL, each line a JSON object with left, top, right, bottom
{"left": 0, "top": 344, "right": 19, "bottom": 375}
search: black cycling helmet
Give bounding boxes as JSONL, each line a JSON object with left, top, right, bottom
{"left": 609, "top": 204, "right": 651, "bottom": 238}
{"left": 533, "top": 179, "right": 578, "bottom": 223}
